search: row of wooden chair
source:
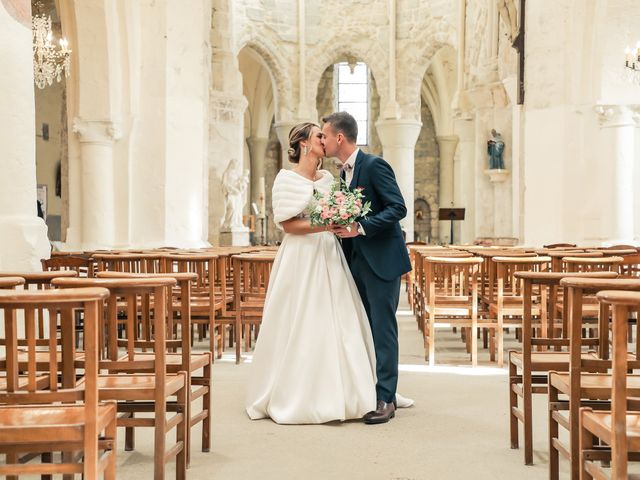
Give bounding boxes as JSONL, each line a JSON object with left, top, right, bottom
{"left": 407, "top": 244, "right": 639, "bottom": 368}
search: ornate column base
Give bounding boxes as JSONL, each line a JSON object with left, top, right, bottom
{"left": 219, "top": 226, "right": 250, "bottom": 246}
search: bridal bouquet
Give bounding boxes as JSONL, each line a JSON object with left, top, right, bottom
{"left": 309, "top": 180, "right": 372, "bottom": 230}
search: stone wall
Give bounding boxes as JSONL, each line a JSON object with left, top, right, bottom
{"left": 264, "top": 120, "right": 281, "bottom": 244}
{"left": 414, "top": 98, "right": 439, "bottom": 243}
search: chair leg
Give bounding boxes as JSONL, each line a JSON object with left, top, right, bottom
{"left": 508, "top": 357, "right": 519, "bottom": 450}
{"left": 202, "top": 361, "right": 212, "bottom": 452}
{"left": 579, "top": 410, "right": 595, "bottom": 480}
{"left": 154, "top": 398, "right": 167, "bottom": 480}
{"left": 125, "top": 411, "right": 135, "bottom": 451}
{"left": 176, "top": 374, "right": 188, "bottom": 480}
{"left": 523, "top": 376, "right": 533, "bottom": 465}
{"left": 549, "top": 385, "right": 560, "bottom": 480}
{"left": 428, "top": 319, "right": 435, "bottom": 367}
{"left": 105, "top": 409, "right": 118, "bottom": 480}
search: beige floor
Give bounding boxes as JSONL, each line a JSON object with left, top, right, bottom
{"left": 106, "top": 292, "right": 569, "bottom": 480}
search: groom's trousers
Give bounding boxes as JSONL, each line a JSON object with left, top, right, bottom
{"left": 350, "top": 248, "right": 401, "bottom": 404}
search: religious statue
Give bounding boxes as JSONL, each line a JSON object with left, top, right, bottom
{"left": 221, "top": 158, "right": 249, "bottom": 229}
{"left": 487, "top": 129, "right": 505, "bottom": 170}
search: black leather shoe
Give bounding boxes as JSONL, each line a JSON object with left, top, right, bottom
{"left": 363, "top": 400, "right": 396, "bottom": 424}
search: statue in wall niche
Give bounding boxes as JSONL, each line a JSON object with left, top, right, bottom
{"left": 221, "top": 158, "right": 250, "bottom": 229}
{"left": 487, "top": 129, "right": 505, "bottom": 170}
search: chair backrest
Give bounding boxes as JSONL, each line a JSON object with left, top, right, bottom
{"left": 562, "top": 255, "right": 624, "bottom": 273}
{"left": 594, "top": 289, "right": 640, "bottom": 478}
{"left": 423, "top": 256, "right": 483, "bottom": 300}
{"left": 96, "top": 271, "right": 197, "bottom": 365}
{"left": 42, "top": 254, "right": 95, "bottom": 277}
{"left": 514, "top": 271, "right": 618, "bottom": 352}
{"left": 0, "top": 287, "right": 108, "bottom": 404}
{"left": 93, "top": 252, "right": 163, "bottom": 274}
{"left": 492, "top": 256, "right": 551, "bottom": 300}
{"left": 543, "top": 243, "right": 577, "bottom": 249}
{"left": 51, "top": 277, "right": 176, "bottom": 378}
{"left": 231, "top": 253, "right": 275, "bottom": 314}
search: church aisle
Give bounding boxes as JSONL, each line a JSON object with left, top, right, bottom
{"left": 112, "top": 293, "right": 561, "bottom": 479}
{"left": 190, "top": 295, "right": 554, "bottom": 480}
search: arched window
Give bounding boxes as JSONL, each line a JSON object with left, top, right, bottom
{"left": 336, "top": 62, "right": 368, "bottom": 146}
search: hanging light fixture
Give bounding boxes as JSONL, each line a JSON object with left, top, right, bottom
{"left": 32, "top": 2, "right": 71, "bottom": 89}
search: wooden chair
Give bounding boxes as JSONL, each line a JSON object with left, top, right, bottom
{"left": 562, "top": 255, "right": 624, "bottom": 273}
{"left": 162, "top": 252, "right": 224, "bottom": 358}
{"left": 508, "top": 270, "right": 617, "bottom": 465}
{"left": 548, "top": 277, "right": 640, "bottom": 479}
{"left": 0, "top": 271, "right": 79, "bottom": 347}
{"left": 93, "top": 252, "right": 163, "bottom": 274}
{"left": 422, "top": 256, "right": 483, "bottom": 366}
{"left": 51, "top": 277, "right": 188, "bottom": 480}
{"left": 97, "top": 270, "right": 212, "bottom": 462}
{"left": 42, "top": 254, "right": 95, "bottom": 277}
{"left": 544, "top": 243, "right": 578, "bottom": 249}
{"left": 545, "top": 251, "right": 604, "bottom": 273}
{"left": 0, "top": 287, "right": 117, "bottom": 479}
{"left": 489, "top": 256, "right": 551, "bottom": 367}
{"left": 580, "top": 290, "right": 640, "bottom": 479}
{"left": 230, "top": 253, "right": 275, "bottom": 364}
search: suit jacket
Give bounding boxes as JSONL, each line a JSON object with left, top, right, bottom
{"left": 341, "top": 150, "right": 412, "bottom": 281}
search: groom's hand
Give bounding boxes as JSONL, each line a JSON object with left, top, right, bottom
{"left": 331, "top": 223, "right": 360, "bottom": 238}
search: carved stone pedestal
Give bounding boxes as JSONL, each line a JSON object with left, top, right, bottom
{"left": 219, "top": 226, "right": 250, "bottom": 247}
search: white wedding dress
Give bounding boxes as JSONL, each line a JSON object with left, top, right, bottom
{"left": 245, "top": 169, "right": 377, "bottom": 424}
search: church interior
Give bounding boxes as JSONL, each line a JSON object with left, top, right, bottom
{"left": 1, "top": 0, "right": 640, "bottom": 478}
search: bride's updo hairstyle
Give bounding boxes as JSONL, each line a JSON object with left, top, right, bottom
{"left": 287, "top": 122, "right": 318, "bottom": 163}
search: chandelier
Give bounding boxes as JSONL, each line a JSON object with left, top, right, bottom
{"left": 32, "top": 10, "right": 71, "bottom": 89}
{"left": 624, "top": 44, "right": 640, "bottom": 86}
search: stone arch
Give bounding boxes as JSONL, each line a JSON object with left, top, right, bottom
{"left": 397, "top": 20, "right": 457, "bottom": 120}
{"left": 414, "top": 198, "right": 431, "bottom": 243}
{"left": 236, "top": 37, "right": 294, "bottom": 122}
{"left": 307, "top": 42, "right": 389, "bottom": 119}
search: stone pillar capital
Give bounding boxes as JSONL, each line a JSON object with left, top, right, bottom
{"left": 375, "top": 119, "right": 422, "bottom": 149}
{"left": 209, "top": 91, "right": 248, "bottom": 123}
{"left": 436, "top": 135, "right": 460, "bottom": 147}
{"left": 593, "top": 104, "right": 637, "bottom": 128}
{"left": 72, "top": 118, "right": 122, "bottom": 144}
{"left": 246, "top": 135, "right": 269, "bottom": 153}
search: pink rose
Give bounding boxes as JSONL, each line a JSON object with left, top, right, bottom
{"left": 340, "top": 212, "right": 350, "bottom": 220}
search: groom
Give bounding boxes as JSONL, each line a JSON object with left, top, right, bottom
{"left": 321, "top": 112, "right": 412, "bottom": 424}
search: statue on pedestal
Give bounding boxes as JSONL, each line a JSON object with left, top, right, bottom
{"left": 221, "top": 158, "right": 249, "bottom": 229}
{"left": 487, "top": 129, "right": 505, "bottom": 170}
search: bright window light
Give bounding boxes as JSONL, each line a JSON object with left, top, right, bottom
{"left": 337, "top": 62, "right": 368, "bottom": 146}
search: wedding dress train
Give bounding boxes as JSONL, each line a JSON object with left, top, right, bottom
{"left": 245, "top": 169, "right": 377, "bottom": 424}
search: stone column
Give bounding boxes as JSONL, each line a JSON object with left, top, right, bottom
{"left": 375, "top": 119, "right": 422, "bottom": 241}
{"left": 274, "top": 121, "right": 299, "bottom": 170}
{"left": 247, "top": 136, "right": 269, "bottom": 210}
{"left": 0, "top": 1, "right": 50, "bottom": 270}
{"left": 72, "top": 118, "right": 120, "bottom": 250}
{"left": 594, "top": 105, "right": 636, "bottom": 243}
{"left": 209, "top": 93, "right": 248, "bottom": 246}
{"left": 436, "top": 135, "right": 459, "bottom": 243}
{"left": 453, "top": 118, "right": 475, "bottom": 244}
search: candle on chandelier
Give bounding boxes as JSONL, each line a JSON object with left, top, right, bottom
{"left": 626, "top": 46, "right": 632, "bottom": 67}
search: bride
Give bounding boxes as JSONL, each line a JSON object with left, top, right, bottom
{"left": 245, "top": 122, "right": 378, "bottom": 424}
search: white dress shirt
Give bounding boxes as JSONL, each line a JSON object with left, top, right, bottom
{"left": 341, "top": 148, "right": 366, "bottom": 236}
{"left": 343, "top": 148, "right": 360, "bottom": 187}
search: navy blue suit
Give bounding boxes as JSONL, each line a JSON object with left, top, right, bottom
{"left": 341, "top": 150, "right": 411, "bottom": 403}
